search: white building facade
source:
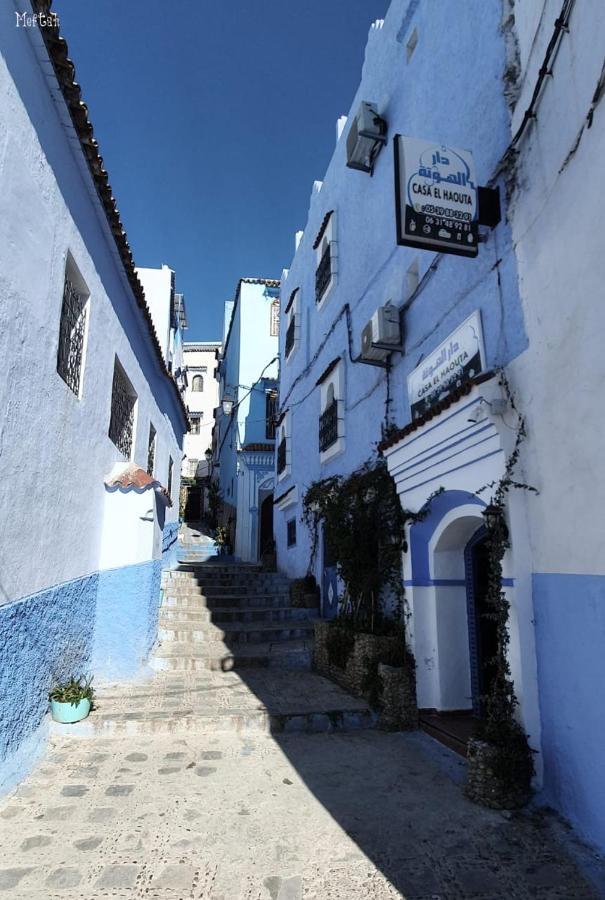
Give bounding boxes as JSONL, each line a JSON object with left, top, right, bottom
{"left": 182, "top": 341, "right": 221, "bottom": 480}
{"left": 274, "top": 0, "right": 605, "bottom": 854}
{"left": 0, "top": 7, "right": 187, "bottom": 789}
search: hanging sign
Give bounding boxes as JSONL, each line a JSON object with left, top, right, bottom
{"left": 270, "top": 299, "right": 280, "bottom": 336}
{"left": 407, "top": 310, "right": 485, "bottom": 420}
{"left": 395, "top": 135, "right": 478, "bottom": 257}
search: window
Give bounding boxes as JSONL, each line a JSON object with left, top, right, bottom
{"left": 265, "top": 391, "right": 277, "bottom": 440}
{"left": 314, "top": 211, "right": 337, "bottom": 306}
{"left": 56, "top": 257, "right": 89, "bottom": 397}
{"left": 318, "top": 359, "right": 345, "bottom": 463}
{"left": 190, "top": 416, "right": 201, "bottom": 435}
{"left": 147, "top": 424, "right": 156, "bottom": 476}
{"left": 284, "top": 288, "right": 300, "bottom": 360}
{"left": 167, "top": 456, "right": 174, "bottom": 497}
{"left": 277, "top": 433, "right": 287, "bottom": 475}
{"left": 287, "top": 518, "right": 297, "bottom": 548}
{"left": 192, "top": 374, "right": 204, "bottom": 392}
{"left": 108, "top": 359, "right": 137, "bottom": 458}
{"left": 319, "top": 385, "right": 338, "bottom": 452}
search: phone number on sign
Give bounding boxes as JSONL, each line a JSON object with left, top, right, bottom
{"left": 422, "top": 206, "right": 472, "bottom": 221}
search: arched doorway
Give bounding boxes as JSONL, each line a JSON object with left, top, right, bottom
{"left": 259, "top": 492, "right": 274, "bottom": 557}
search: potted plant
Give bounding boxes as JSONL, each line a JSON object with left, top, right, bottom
{"left": 49, "top": 675, "right": 94, "bottom": 724}
{"left": 214, "top": 525, "right": 229, "bottom": 555}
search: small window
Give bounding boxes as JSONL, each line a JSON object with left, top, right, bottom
{"left": 108, "top": 359, "right": 137, "bottom": 458}
{"left": 192, "top": 374, "right": 204, "bottom": 392}
{"left": 314, "top": 212, "right": 337, "bottom": 306}
{"left": 277, "top": 428, "right": 287, "bottom": 475}
{"left": 266, "top": 391, "right": 277, "bottom": 440}
{"left": 287, "top": 518, "right": 297, "bottom": 547}
{"left": 167, "top": 456, "right": 174, "bottom": 497}
{"left": 147, "top": 424, "right": 156, "bottom": 476}
{"left": 56, "top": 257, "right": 89, "bottom": 397}
{"left": 190, "top": 417, "right": 201, "bottom": 435}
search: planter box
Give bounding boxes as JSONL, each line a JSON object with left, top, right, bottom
{"left": 290, "top": 579, "right": 320, "bottom": 609}
{"left": 465, "top": 738, "right": 532, "bottom": 809}
{"left": 314, "top": 621, "right": 417, "bottom": 729}
{"left": 50, "top": 699, "right": 91, "bottom": 724}
{"left": 377, "top": 663, "right": 418, "bottom": 731}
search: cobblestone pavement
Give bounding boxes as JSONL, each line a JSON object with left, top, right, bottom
{"left": 0, "top": 722, "right": 600, "bottom": 899}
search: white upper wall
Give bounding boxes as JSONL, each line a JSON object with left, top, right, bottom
{"left": 136, "top": 265, "right": 173, "bottom": 364}
{"left": 182, "top": 343, "right": 221, "bottom": 476}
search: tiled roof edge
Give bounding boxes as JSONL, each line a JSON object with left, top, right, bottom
{"left": 378, "top": 370, "right": 497, "bottom": 452}
{"left": 30, "top": 0, "right": 188, "bottom": 425}
{"left": 312, "top": 210, "right": 334, "bottom": 250}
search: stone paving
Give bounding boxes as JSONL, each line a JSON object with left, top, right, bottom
{"left": 0, "top": 716, "right": 600, "bottom": 899}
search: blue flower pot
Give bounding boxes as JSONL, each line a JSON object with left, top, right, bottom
{"left": 50, "top": 699, "right": 91, "bottom": 724}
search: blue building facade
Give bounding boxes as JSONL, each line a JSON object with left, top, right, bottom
{"left": 214, "top": 279, "right": 280, "bottom": 562}
{"left": 275, "top": 0, "right": 605, "bottom": 854}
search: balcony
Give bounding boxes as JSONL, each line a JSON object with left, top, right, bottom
{"left": 319, "top": 400, "right": 338, "bottom": 452}
{"left": 277, "top": 438, "right": 287, "bottom": 474}
{"left": 285, "top": 316, "right": 296, "bottom": 357}
{"left": 315, "top": 245, "right": 331, "bottom": 304}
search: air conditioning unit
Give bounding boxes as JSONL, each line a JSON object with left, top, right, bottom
{"left": 346, "top": 102, "right": 387, "bottom": 174}
{"left": 361, "top": 303, "right": 402, "bottom": 361}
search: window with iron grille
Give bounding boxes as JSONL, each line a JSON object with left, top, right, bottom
{"left": 277, "top": 437, "right": 287, "bottom": 474}
{"left": 287, "top": 518, "right": 297, "bottom": 547}
{"left": 108, "top": 359, "right": 137, "bottom": 457}
{"left": 168, "top": 456, "right": 174, "bottom": 497}
{"left": 57, "top": 270, "right": 88, "bottom": 396}
{"left": 265, "top": 392, "right": 277, "bottom": 439}
{"left": 319, "top": 399, "right": 338, "bottom": 452}
{"left": 192, "top": 374, "right": 204, "bottom": 392}
{"left": 147, "top": 423, "right": 156, "bottom": 476}
{"left": 315, "top": 245, "right": 332, "bottom": 303}
{"left": 285, "top": 316, "right": 296, "bottom": 357}
{"left": 190, "top": 416, "right": 201, "bottom": 435}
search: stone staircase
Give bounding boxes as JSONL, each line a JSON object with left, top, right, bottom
{"left": 63, "top": 562, "right": 377, "bottom": 738}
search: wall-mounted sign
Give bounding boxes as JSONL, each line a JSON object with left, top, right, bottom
{"left": 407, "top": 310, "right": 485, "bottom": 419}
{"left": 395, "top": 135, "right": 478, "bottom": 257}
{"left": 270, "top": 299, "right": 280, "bottom": 337}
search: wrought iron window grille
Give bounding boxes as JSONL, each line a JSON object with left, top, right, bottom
{"left": 287, "top": 518, "right": 297, "bottom": 547}
{"left": 147, "top": 425, "right": 156, "bottom": 476}
{"left": 285, "top": 316, "right": 296, "bottom": 357}
{"left": 266, "top": 392, "right": 277, "bottom": 440}
{"left": 277, "top": 438, "right": 287, "bottom": 474}
{"left": 319, "top": 399, "right": 339, "bottom": 452}
{"left": 108, "top": 362, "right": 136, "bottom": 458}
{"left": 315, "top": 245, "right": 332, "bottom": 303}
{"left": 57, "top": 276, "right": 87, "bottom": 396}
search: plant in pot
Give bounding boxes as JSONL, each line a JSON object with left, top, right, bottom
{"left": 49, "top": 675, "right": 95, "bottom": 724}
{"left": 214, "top": 525, "right": 230, "bottom": 555}
{"left": 465, "top": 505, "right": 534, "bottom": 808}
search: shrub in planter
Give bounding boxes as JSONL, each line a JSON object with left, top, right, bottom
{"left": 466, "top": 721, "right": 533, "bottom": 809}
{"left": 49, "top": 675, "right": 95, "bottom": 724}
{"left": 290, "top": 576, "right": 320, "bottom": 609}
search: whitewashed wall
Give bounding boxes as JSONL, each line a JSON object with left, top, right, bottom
{"left": 0, "top": 20, "right": 185, "bottom": 605}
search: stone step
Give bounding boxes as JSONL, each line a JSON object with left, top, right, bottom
{"left": 150, "top": 639, "right": 312, "bottom": 672}
{"left": 157, "top": 620, "right": 317, "bottom": 645}
{"left": 163, "top": 583, "right": 290, "bottom": 598}
{"left": 52, "top": 670, "right": 376, "bottom": 738}
{"left": 160, "top": 606, "right": 314, "bottom": 625}
{"left": 162, "top": 594, "right": 291, "bottom": 610}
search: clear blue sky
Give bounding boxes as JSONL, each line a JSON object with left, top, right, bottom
{"left": 53, "top": 0, "right": 389, "bottom": 341}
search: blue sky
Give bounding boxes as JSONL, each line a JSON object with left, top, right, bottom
{"left": 53, "top": 0, "right": 389, "bottom": 340}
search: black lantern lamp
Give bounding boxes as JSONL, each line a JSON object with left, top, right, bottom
{"left": 483, "top": 503, "right": 508, "bottom": 538}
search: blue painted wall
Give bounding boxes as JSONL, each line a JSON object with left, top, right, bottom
{"left": 0, "top": 559, "right": 162, "bottom": 793}
{"left": 533, "top": 573, "right": 605, "bottom": 852}
{"left": 93, "top": 560, "right": 162, "bottom": 680}
{"left": 0, "top": 574, "right": 96, "bottom": 791}
{"left": 275, "top": 0, "right": 527, "bottom": 581}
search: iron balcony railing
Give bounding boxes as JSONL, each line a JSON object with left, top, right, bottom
{"left": 319, "top": 399, "right": 338, "bottom": 452}
{"left": 285, "top": 316, "right": 296, "bottom": 357}
{"left": 315, "top": 245, "right": 332, "bottom": 303}
{"left": 277, "top": 438, "right": 287, "bottom": 474}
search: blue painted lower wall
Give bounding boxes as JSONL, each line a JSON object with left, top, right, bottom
{"left": 0, "top": 574, "right": 97, "bottom": 792}
{"left": 533, "top": 572, "right": 605, "bottom": 853}
{"left": 162, "top": 520, "right": 180, "bottom": 571}
{"left": 93, "top": 559, "right": 162, "bottom": 680}
{"left": 0, "top": 558, "right": 162, "bottom": 793}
